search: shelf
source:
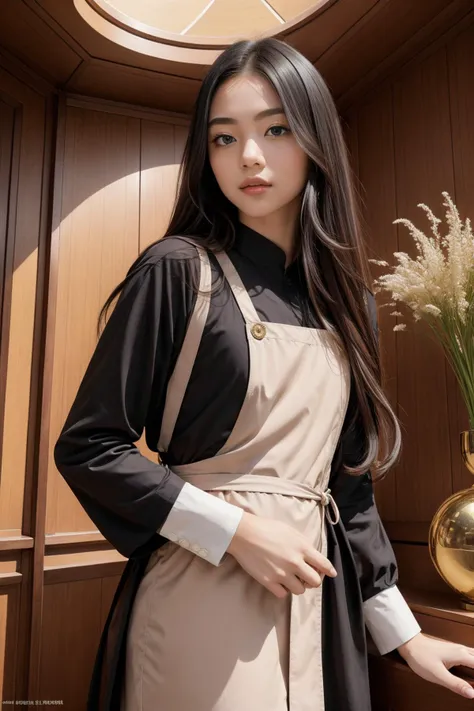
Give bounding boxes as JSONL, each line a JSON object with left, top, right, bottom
{"left": 402, "top": 587, "right": 474, "bottom": 626}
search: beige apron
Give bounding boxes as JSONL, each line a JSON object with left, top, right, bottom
{"left": 122, "top": 246, "right": 351, "bottom": 711}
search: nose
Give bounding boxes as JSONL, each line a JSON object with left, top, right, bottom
{"left": 241, "top": 138, "right": 265, "bottom": 168}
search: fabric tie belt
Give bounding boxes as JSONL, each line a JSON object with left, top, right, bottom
{"left": 174, "top": 472, "right": 341, "bottom": 544}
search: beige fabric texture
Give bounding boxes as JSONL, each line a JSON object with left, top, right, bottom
{"left": 122, "top": 247, "right": 351, "bottom": 711}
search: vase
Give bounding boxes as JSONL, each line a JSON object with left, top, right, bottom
{"left": 428, "top": 431, "right": 474, "bottom": 610}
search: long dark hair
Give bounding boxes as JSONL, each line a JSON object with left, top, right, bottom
{"left": 98, "top": 37, "right": 401, "bottom": 481}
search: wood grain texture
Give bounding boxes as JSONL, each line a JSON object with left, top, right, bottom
{"left": 0, "top": 68, "right": 45, "bottom": 537}
{"left": 394, "top": 541, "right": 455, "bottom": 595}
{"left": 317, "top": 0, "right": 469, "bottom": 98}
{"left": 392, "top": 48, "right": 456, "bottom": 522}
{"left": 355, "top": 85, "right": 399, "bottom": 521}
{"left": 45, "top": 105, "right": 189, "bottom": 529}
{"left": 345, "top": 32, "right": 474, "bottom": 526}
{"left": 0, "top": 100, "right": 15, "bottom": 504}
{"left": 139, "top": 118, "right": 188, "bottom": 250}
{"left": 0, "top": 0, "right": 83, "bottom": 85}
{"left": 0, "top": 58, "right": 56, "bottom": 705}
{"left": 447, "top": 20, "right": 474, "bottom": 494}
{"left": 0, "top": 589, "right": 20, "bottom": 702}
{"left": 46, "top": 106, "right": 140, "bottom": 537}
{"left": 39, "top": 579, "right": 103, "bottom": 709}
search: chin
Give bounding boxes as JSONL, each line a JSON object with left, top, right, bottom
{"left": 239, "top": 207, "right": 275, "bottom": 219}
{"left": 232, "top": 198, "right": 282, "bottom": 219}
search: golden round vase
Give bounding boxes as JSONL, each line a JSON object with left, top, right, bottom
{"left": 428, "top": 430, "right": 474, "bottom": 611}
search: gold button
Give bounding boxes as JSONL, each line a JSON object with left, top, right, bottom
{"left": 251, "top": 323, "right": 266, "bottom": 340}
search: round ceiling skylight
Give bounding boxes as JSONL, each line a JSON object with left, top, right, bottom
{"left": 87, "top": 0, "right": 328, "bottom": 47}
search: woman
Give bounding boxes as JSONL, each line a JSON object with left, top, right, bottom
{"left": 54, "top": 38, "right": 474, "bottom": 711}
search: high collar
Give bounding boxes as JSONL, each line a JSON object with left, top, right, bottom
{"left": 234, "top": 222, "right": 295, "bottom": 279}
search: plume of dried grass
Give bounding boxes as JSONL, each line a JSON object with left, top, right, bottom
{"left": 370, "top": 192, "right": 474, "bottom": 426}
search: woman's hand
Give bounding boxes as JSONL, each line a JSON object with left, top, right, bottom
{"left": 227, "top": 511, "right": 337, "bottom": 598}
{"left": 398, "top": 633, "right": 474, "bottom": 700}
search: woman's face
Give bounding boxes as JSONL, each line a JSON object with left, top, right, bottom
{"left": 208, "top": 73, "right": 309, "bottom": 225}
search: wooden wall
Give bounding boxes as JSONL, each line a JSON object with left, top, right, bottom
{"left": 344, "top": 13, "right": 474, "bottom": 540}
{"left": 343, "top": 14, "right": 474, "bottom": 711}
{"left": 0, "top": 54, "right": 56, "bottom": 703}
{"left": 0, "top": 52, "right": 189, "bottom": 704}
{"left": 40, "top": 98, "right": 188, "bottom": 708}
{"left": 1, "top": 8, "right": 474, "bottom": 710}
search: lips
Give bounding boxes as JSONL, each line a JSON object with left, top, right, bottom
{"left": 240, "top": 184, "right": 271, "bottom": 195}
{"left": 239, "top": 178, "right": 271, "bottom": 189}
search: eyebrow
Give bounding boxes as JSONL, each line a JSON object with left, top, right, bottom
{"left": 208, "top": 107, "right": 286, "bottom": 128}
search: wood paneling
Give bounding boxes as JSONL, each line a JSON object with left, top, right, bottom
{"left": 0, "top": 590, "right": 20, "bottom": 702}
{"left": 39, "top": 579, "right": 104, "bottom": 708}
{"left": 447, "top": 21, "right": 474, "bottom": 495}
{"left": 344, "top": 34, "right": 474, "bottom": 711}
{"left": 392, "top": 49, "right": 456, "bottom": 522}
{"left": 46, "top": 106, "right": 141, "bottom": 537}
{"left": 68, "top": 58, "right": 200, "bottom": 115}
{"left": 369, "top": 653, "right": 474, "bottom": 711}
{"left": 393, "top": 542, "right": 451, "bottom": 595}
{"left": 27, "top": 98, "right": 187, "bottom": 705}
{"left": 0, "top": 71, "right": 47, "bottom": 538}
{"left": 140, "top": 119, "right": 187, "bottom": 250}
{"left": 45, "top": 102, "right": 188, "bottom": 528}
{"left": 317, "top": 0, "right": 470, "bottom": 98}
{"left": 0, "top": 101, "right": 14, "bottom": 327}
{"left": 355, "top": 86, "right": 399, "bottom": 521}
{"left": 0, "top": 99, "right": 15, "bottom": 484}
{"left": 0, "top": 54, "right": 56, "bottom": 705}
{"left": 0, "top": 0, "right": 83, "bottom": 85}
{"left": 346, "top": 34, "right": 474, "bottom": 529}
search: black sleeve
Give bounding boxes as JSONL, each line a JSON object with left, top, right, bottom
{"left": 329, "top": 291, "right": 398, "bottom": 601}
{"left": 54, "top": 241, "right": 199, "bottom": 559}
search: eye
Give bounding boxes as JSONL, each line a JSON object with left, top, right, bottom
{"left": 211, "top": 134, "right": 236, "bottom": 147}
{"left": 266, "top": 125, "right": 290, "bottom": 137}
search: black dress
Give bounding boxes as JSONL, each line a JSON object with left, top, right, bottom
{"left": 54, "top": 223, "right": 402, "bottom": 711}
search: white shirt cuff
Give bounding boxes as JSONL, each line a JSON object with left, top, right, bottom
{"left": 363, "top": 585, "right": 421, "bottom": 655}
{"left": 158, "top": 482, "right": 243, "bottom": 566}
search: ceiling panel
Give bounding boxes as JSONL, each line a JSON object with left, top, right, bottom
{"left": 7, "top": 0, "right": 471, "bottom": 115}
{"left": 268, "top": 0, "right": 321, "bottom": 22}
{"left": 184, "top": 0, "right": 283, "bottom": 37}
{"left": 106, "top": 0, "right": 211, "bottom": 34}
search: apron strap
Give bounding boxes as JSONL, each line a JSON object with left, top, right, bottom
{"left": 157, "top": 245, "right": 212, "bottom": 453}
{"left": 214, "top": 251, "right": 260, "bottom": 324}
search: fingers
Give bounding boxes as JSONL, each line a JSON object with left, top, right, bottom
{"left": 267, "top": 570, "right": 320, "bottom": 598}
{"left": 445, "top": 645, "right": 474, "bottom": 672}
{"left": 267, "top": 582, "right": 290, "bottom": 599}
{"left": 298, "top": 563, "right": 322, "bottom": 589}
{"left": 304, "top": 548, "right": 337, "bottom": 578}
{"left": 435, "top": 664, "right": 474, "bottom": 699}
{"left": 282, "top": 575, "right": 307, "bottom": 596}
